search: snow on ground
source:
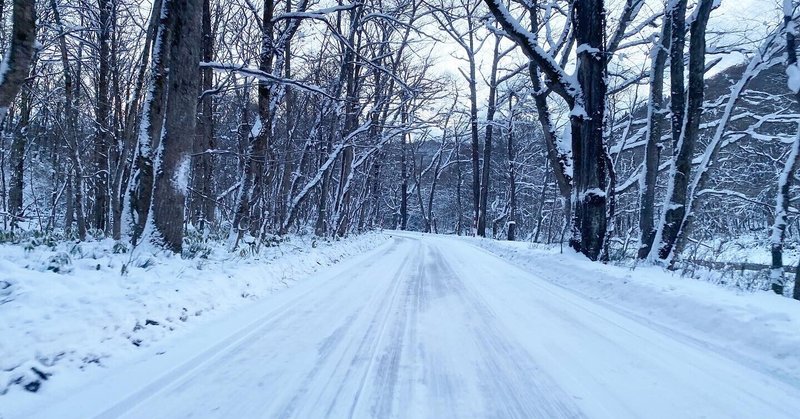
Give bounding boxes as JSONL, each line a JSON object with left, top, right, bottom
{"left": 464, "top": 235, "right": 800, "bottom": 385}
{"left": 5, "top": 231, "right": 800, "bottom": 418}
{"left": 10, "top": 232, "right": 800, "bottom": 419}
{"left": 682, "top": 233, "right": 800, "bottom": 267}
{"left": 0, "top": 231, "right": 388, "bottom": 400}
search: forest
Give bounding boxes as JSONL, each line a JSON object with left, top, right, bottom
{"left": 0, "top": 0, "right": 799, "bottom": 301}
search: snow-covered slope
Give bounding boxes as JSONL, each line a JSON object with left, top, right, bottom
{"left": 467, "top": 235, "right": 800, "bottom": 385}
{"left": 0, "top": 232, "right": 388, "bottom": 400}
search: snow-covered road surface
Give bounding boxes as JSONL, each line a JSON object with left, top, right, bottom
{"left": 18, "top": 234, "right": 800, "bottom": 418}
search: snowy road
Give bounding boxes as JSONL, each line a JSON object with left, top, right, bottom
{"left": 21, "top": 234, "right": 800, "bottom": 418}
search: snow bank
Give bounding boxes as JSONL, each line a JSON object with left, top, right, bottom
{"left": 0, "top": 232, "right": 388, "bottom": 399}
{"left": 465, "top": 237, "right": 800, "bottom": 385}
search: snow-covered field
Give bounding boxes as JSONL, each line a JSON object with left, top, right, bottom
{"left": 0, "top": 232, "right": 388, "bottom": 402}
{"left": 468, "top": 236, "right": 800, "bottom": 384}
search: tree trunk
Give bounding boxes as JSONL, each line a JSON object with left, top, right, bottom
{"left": 478, "top": 35, "right": 501, "bottom": 237}
{"left": 533, "top": 171, "right": 550, "bottom": 243}
{"left": 128, "top": 0, "right": 173, "bottom": 245}
{"left": 771, "top": 0, "right": 800, "bottom": 297}
{"left": 114, "top": 0, "right": 161, "bottom": 240}
{"left": 315, "top": 131, "right": 333, "bottom": 237}
{"left": 190, "top": 0, "right": 215, "bottom": 231}
{"left": 276, "top": 11, "right": 294, "bottom": 232}
{"left": 468, "top": 46, "right": 480, "bottom": 235}
{"left": 93, "top": 0, "right": 112, "bottom": 234}
{"left": 230, "top": 0, "right": 275, "bottom": 247}
{"left": 400, "top": 101, "right": 408, "bottom": 230}
{"left": 651, "top": 0, "right": 713, "bottom": 262}
{"left": 771, "top": 128, "right": 800, "bottom": 295}
{"left": 638, "top": 14, "right": 670, "bottom": 259}
{"left": 569, "top": 0, "right": 609, "bottom": 261}
{"left": 151, "top": 0, "right": 203, "bottom": 252}
{"left": 455, "top": 133, "right": 463, "bottom": 235}
{"left": 506, "top": 96, "right": 517, "bottom": 241}
{"left": 0, "top": 0, "right": 35, "bottom": 126}
{"left": 8, "top": 83, "right": 30, "bottom": 227}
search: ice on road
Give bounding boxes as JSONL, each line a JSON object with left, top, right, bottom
{"left": 25, "top": 234, "right": 800, "bottom": 418}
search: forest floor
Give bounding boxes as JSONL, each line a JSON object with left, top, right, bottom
{"left": 3, "top": 232, "right": 800, "bottom": 418}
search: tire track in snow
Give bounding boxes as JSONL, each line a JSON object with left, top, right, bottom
{"left": 94, "top": 239, "right": 406, "bottom": 419}
{"left": 346, "top": 243, "right": 420, "bottom": 418}
{"left": 425, "top": 242, "right": 585, "bottom": 419}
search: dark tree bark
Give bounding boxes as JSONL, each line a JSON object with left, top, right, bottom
{"left": 91, "top": 0, "right": 112, "bottom": 234}
{"left": 314, "top": 131, "right": 333, "bottom": 237}
{"left": 638, "top": 14, "right": 670, "bottom": 259}
{"left": 333, "top": 3, "right": 365, "bottom": 237}
{"left": 190, "top": 0, "right": 215, "bottom": 231}
{"left": 7, "top": 83, "right": 31, "bottom": 227}
{"left": 0, "top": 0, "right": 36, "bottom": 126}
{"left": 400, "top": 101, "right": 409, "bottom": 231}
{"left": 772, "top": 1, "right": 800, "bottom": 299}
{"left": 455, "top": 132, "right": 463, "bottom": 235}
{"left": 467, "top": 32, "right": 480, "bottom": 235}
{"left": 668, "top": 0, "right": 687, "bottom": 150}
{"left": 249, "top": 0, "right": 277, "bottom": 238}
{"left": 113, "top": 0, "right": 161, "bottom": 240}
{"left": 533, "top": 171, "right": 550, "bottom": 243}
{"left": 506, "top": 94, "right": 517, "bottom": 241}
{"left": 276, "top": 0, "right": 295, "bottom": 231}
{"left": 569, "top": 0, "right": 609, "bottom": 261}
{"left": 129, "top": 0, "right": 173, "bottom": 245}
{"left": 231, "top": 0, "right": 275, "bottom": 247}
{"left": 652, "top": 0, "right": 714, "bottom": 261}
{"left": 478, "top": 35, "right": 501, "bottom": 237}
{"left": 151, "top": 0, "right": 203, "bottom": 252}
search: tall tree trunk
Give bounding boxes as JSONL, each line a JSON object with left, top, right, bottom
{"left": 506, "top": 95, "right": 517, "bottom": 241}
{"left": 0, "top": 0, "right": 35, "bottom": 126}
{"left": 230, "top": 0, "right": 275, "bottom": 246}
{"left": 478, "top": 35, "right": 501, "bottom": 237}
{"left": 455, "top": 133, "right": 463, "bottom": 235}
{"left": 533, "top": 171, "right": 550, "bottom": 243}
{"left": 650, "top": 0, "right": 713, "bottom": 262}
{"left": 151, "top": 0, "right": 203, "bottom": 252}
{"left": 468, "top": 36, "right": 480, "bottom": 235}
{"left": 771, "top": 127, "right": 800, "bottom": 295}
{"left": 8, "top": 83, "right": 30, "bottom": 228}
{"left": 92, "top": 0, "right": 112, "bottom": 234}
{"left": 399, "top": 101, "right": 408, "bottom": 230}
{"left": 114, "top": 0, "right": 161, "bottom": 240}
{"left": 314, "top": 131, "right": 333, "bottom": 237}
{"left": 771, "top": 0, "right": 800, "bottom": 298}
{"left": 569, "top": 0, "right": 609, "bottom": 260}
{"left": 190, "top": 0, "right": 215, "bottom": 231}
{"left": 276, "top": 1, "right": 295, "bottom": 232}
{"left": 249, "top": 0, "right": 276, "bottom": 238}
{"left": 333, "top": 5, "right": 364, "bottom": 238}
{"left": 128, "top": 0, "right": 173, "bottom": 245}
{"left": 638, "top": 15, "right": 670, "bottom": 259}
